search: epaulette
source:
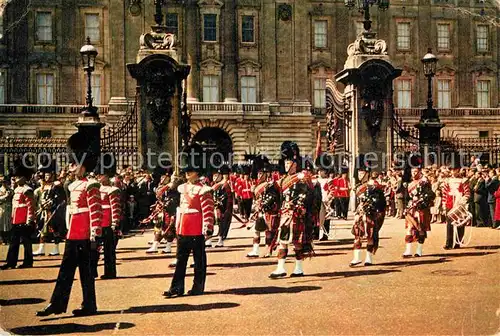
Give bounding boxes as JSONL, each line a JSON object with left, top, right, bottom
{"left": 108, "top": 186, "right": 121, "bottom": 195}
{"left": 200, "top": 185, "right": 213, "bottom": 195}
{"left": 86, "top": 179, "right": 100, "bottom": 190}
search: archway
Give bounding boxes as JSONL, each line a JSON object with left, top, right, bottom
{"left": 192, "top": 127, "right": 233, "bottom": 167}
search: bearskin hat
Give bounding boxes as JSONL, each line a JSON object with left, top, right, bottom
{"left": 340, "top": 166, "right": 349, "bottom": 174}
{"left": 241, "top": 164, "right": 251, "bottom": 175}
{"left": 180, "top": 143, "right": 205, "bottom": 173}
{"left": 281, "top": 141, "right": 300, "bottom": 162}
{"left": 217, "top": 164, "right": 231, "bottom": 175}
{"left": 99, "top": 152, "right": 117, "bottom": 177}
{"left": 39, "top": 160, "right": 57, "bottom": 174}
{"left": 252, "top": 154, "right": 270, "bottom": 172}
{"left": 356, "top": 154, "right": 373, "bottom": 172}
{"left": 315, "top": 153, "right": 333, "bottom": 171}
{"left": 303, "top": 156, "right": 315, "bottom": 171}
{"left": 11, "top": 159, "right": 34, "bottom": 179}
{"left": 408, "top": 152, "right": 423, "bottom": 169}
{"left": 67, "top": 131, "right": 99, "bottom": 172}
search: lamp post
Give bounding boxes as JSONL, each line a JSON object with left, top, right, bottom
{"left": 415, "top": 48, "right": 445, "bottom": 164}
{"left": 80, "top": 37, "right": 98, "bottom": 116}
{"left": 344, "top": 0, "right": 389, "bottom": 32}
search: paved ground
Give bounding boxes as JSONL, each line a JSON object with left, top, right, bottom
{"left": 0, "top": 217, "right": 499, "bottom": 335}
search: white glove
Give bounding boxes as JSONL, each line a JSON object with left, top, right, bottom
{"left": 90, "top": 226, "right": 101, "bottom": 242}
{"left": 412, "top": 196, "right": 419, "bottom": 201}
{"left": 111, "top": 222, "right": 118, "bottom": 231}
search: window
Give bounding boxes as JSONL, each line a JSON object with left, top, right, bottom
{"left": 36, "top": 74, "right": 54, "bottom": 104}
{"left": 241, "top": 76, "right": 257, "bottom": 103}
{"left": 85, "top": 13, "right": 100, "bottom": 43}
{"left": 476, "top": 80, "right": 490, "bottom": 108}
{"left": 203, "top": 14, "right": 217, "bottom": 42}
{"left": 437, "top": 79, "right": 451, "bottom": 108}
{"left": 313, "top": 78, "right": 326, "bottom": 108}
{"left": 241, "top": 16, "right": 254, "bottom": 43}
{"left": 397, "top": 22, "right": 411, "bottom": 50}
{"left": 0, "top": 72, "right": 4, "bottom": 104}
{"left": 37, "top": 130, "right": 52, "bottom": 138}
{"left": 0, "top": 13, "right": 4, "bottom": 41}
{"left": 165, "top": 13, "right": 178, "bottom": 35}
{"left": 437, "top": 24, "right": 450, "bottom": 51}
{"left": 314, "top": 20, "right": 327, "bottom": 48}
{"left": 202, "top": 75, "right": 219, "bottom": 102}
{"left": 356, "top": 22, "right": 364, "bottom": 36}
{"left": 479, "top": 131, "right": 489, "bottom": 138}
{"left": 396, "top": 79, "right": 411, "bottom": 108}
{"left": 35, "top": 12, "right": 52, "bottom": 42}
{"left": 477, "top": 25, "right": 489, "bottom": 52}
{"left": 91, "top": 74, "right": 102, "bottom": 105}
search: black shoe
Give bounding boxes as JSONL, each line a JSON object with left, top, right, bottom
{"left": 290, "top": 272, "right": 304, "bottom": 277}
{"left": 364, "top": 262, "right": 373, "bottom": 266}
{"left": 17, "top": 263, "right": 33, "bottom": 269}
{"left": 319, "top": 236, "right": 329, "bottom": 241}
{"left": 0, "top": 264, "right": 16, "bottom": 270}
{"left": 100, "top": 274, "right": 116, "bottom": 280}
{"left": 187, "top": 289, "right": 204, "bottom": 296}
{"left": 72, "top": 307, "right": 97, "bottom": 317}
{"left": 268, "top": 272, "right": 286, "bottom": 279}
{"left": 36, "top": 303, "right": 65, "bottom": 317}
{"left": 453, "top": 245, "right": 461, "bottom": 249}
{"left": 413, "top": 254, "right": 422, "bottom": 258}
{"left": 189, "top": 263, "right": 195, "bottom": 268}
{"left": 349, "top": 261, "right": 362, "bottom": 267}
{"left": 443, "top": 245, "right": 452, "bottom": 250}
{"left": 163, "top": 289, "right": 184, "bottom": 298}
{"left": 402, "top": 254, "right": 412, "bottom": 259}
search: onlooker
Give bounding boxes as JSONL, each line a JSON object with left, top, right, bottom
{"left": 486, "top": 169, "right": 499, "bottom": 227}
{"left": 0, "top": 176, "right": 13, "bottom": 245}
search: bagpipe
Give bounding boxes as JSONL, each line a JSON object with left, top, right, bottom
{"left": 248, "top": 182, "right": 280, "bottom": 232}
{"left": 277, "top": 185, "right": 308, "bottom": 244}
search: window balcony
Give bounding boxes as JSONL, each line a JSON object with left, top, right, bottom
{"left": 188, "top": 102, "right": 270, "bottom": 118}
{"left": 394, "top": 108, "right": 500, "bottom": 118}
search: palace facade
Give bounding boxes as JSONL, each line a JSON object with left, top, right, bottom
{"left": 0, "top": 0, "right": 499, "bottom": 163}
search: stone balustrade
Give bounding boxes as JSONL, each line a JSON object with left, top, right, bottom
{"left": 188, "top": 102, "right": 270, "bottom": 115}
{"left": 0, "top": 104, "right": 109, "bottom": 114}
{"left": 394, "top": 108, "right": 500, "bottom": 117}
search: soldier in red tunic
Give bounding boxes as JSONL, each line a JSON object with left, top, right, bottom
{"left": 37, "top": 132, "right": 102, "bottom": 317}
{"left": 1, "top": 160, "right": 35, "bottom": 270}
{"left": 164, "top": 144, "right": 215, "bottom": 298}
{"left": 93, "top": 155, "right": 121, "bottom": 279}
{"left": 402, "top": 156, "right": 435, "bottom": 258}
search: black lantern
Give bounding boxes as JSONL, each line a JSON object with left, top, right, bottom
{"left": 421, "top": 48, "right": 437, "bottom": 78}
{"left": 345, "top": 0, "right": 390, "bottom": 32}
{"left": 80, "top": 37, "right": 98, "bottom": 116}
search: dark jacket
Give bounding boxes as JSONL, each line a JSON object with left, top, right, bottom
{"left": 485, "top": 176, "right": 499, "bottom": 204}
{"left": 473, "top": 177, "right": 488, "bottom": 203}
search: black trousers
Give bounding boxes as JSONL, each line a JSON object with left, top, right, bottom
{"left": 240, "top": 198, "right": 253, "bottom": 220}
{"left": 339, "top": 198, "right": 349, "bottom": 219}
{"left": 474, "top": 201, "right": 490, "bottom": 227}
{"left": 6, "top": 224, "right": 33, "bottom": 267}
{"left": 323, "top": 219, "right": 330, "bottom": 234}
{"left": 91, "top": 227, "right": 117, "bottom": 277}
{"left": 218, "top": 210, "right": 232, "bottom": 240}
{"left": 170, "top": 235, "right": 207, "bottom": 293}
{"left": 445, "top": 219, "right": 465, "bottom": 248}
{"left": 50, "top": 240, "right": 97, "bottom": 312}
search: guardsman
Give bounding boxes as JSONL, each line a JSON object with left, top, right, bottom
{"left": 402, "top": 155, "right": 435, "bottom": 258}
{"left": 33, "top": 162, "right": 66, "bottom": 257}
{"left": 93, "top": 155, "right": 122, "bottom": 279}
{"left": 247, "top": 157, "right": 281, "bottom": 258}
{"left": 164, "top": 143, "right": 215, "bottom": 298}
{"left": 269, "top": 142, "right": 315, "bottom": 278}
{"left": 237, "top": 165, "right": 254, "bottom": 221}
{"left": 37, "top": 132, "right": 102, "bottom": 317}
{"left": 315, "top": 154, "right": 332, "bottom": 241}
{"left": 337, "top": 168, "right": 350, "bottom": 220}
{"left": 212, "top": 164, "right": 233, "bottom": 248}
{"left": 1, "top": 160, "right": 35, "bottom": 270}
{"left": 442, "top": 161, "right": 470, "bottom": 249}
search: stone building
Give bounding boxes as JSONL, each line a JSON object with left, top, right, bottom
{"left": 0, "top": 0, "right": 499, "bottom": 165}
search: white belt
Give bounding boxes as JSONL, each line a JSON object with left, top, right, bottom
{"left": 242, "top": 189, "right": 251, "bottom": 192}
{"left": 13, "top": 203, "right": 28, "bottom": 208}
{"left": 102, "top": 205, "right": 111, "bottom": 209}
{"left": 69, "top": 207, "right": 89, "bottom": 215}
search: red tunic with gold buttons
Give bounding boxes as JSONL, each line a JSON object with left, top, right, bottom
{"left": 237, "top": 179, "right": 253, "bottom": 200}
{"left": 336, "top": 177, "right": 350, "bottom": 198}
{"left": 67, "top": 178, "right": 102, "bottom": 240}
{"left": 176, "top": 182, "right": 214, "bottom": 236}
{"left": 100, "top": 185, "right": 122, "bottom": 228}
{"left": 12, "top": 185, "right": 35, "bottom": 225}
